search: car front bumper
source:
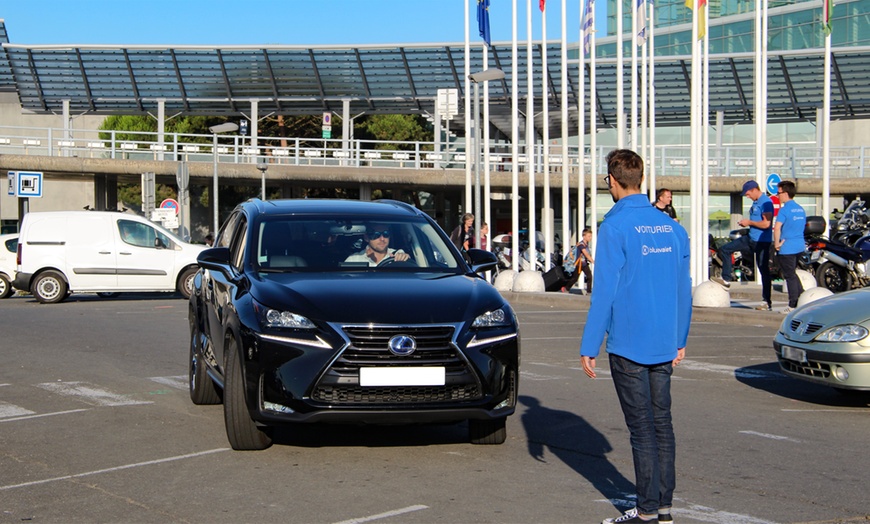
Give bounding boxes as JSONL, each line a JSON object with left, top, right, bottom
{"left": 773, "top": 337, "right": 870, "bottom": 391}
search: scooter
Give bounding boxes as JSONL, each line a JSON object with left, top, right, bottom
{"left": 807, "top": 233, "right": 870, "bottom": 292}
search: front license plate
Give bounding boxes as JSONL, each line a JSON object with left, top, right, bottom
{"left": 359, "top": 367, "right": 446, "bottom": 387}
{"left": 782, "top": 345, "right": 807, "bottom": 363}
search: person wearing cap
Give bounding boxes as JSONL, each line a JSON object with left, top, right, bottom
{"left": 713, "top": 180, "right": 775, "bottom": 310}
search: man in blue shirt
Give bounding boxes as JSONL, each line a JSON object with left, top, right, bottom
{"left": 774, "top": 180, "right": 807, "bottom": 313}
{"left": 580, "top": 149, "right": 692, "bottom": 524}
{"left": 714, "top": 180, "right": 775, "bottom": 310}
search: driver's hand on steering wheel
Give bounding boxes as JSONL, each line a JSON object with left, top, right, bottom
{"left": 392, "top": 252, "right": 410, "bottom": 262}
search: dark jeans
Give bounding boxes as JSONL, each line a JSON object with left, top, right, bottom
{"left": 564, "top": 263, "right": 592, "bottom": 292}
{"left": 778, "top": 252, "right": 803, "bottom": 307}
{"left": 609, "top": 353, "right": 675, "bottom": 515}
{"left": 719, "top": 235, "right": 772, "bottom": 305}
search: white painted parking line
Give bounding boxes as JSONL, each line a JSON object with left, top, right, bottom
{"left": 678, "top": 359, "right": 783, "bottom": 380}
{"left": 149, "top": 375, "right": 188, "bottom": 390}
{"left": 0, "top": 448, "right": 230, "bottom": 492}
{"left": 520, "top": 371, "right": 568, "bottom": 381}
{"left": 332, "top": 505, "right": 429, "bottom": 524}
{"left": 0, "top": 401, "right": 36, "bottom": 418}
{"left": 740, "top": 430, "right": 801, "bottom": 443}
{"left": 36, "top": 381, "right": 153, "bottom": 406}
{"left": 0, "top": 409, "right": 89, "bottom": 423}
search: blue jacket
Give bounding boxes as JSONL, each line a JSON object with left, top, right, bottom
{"left": 580, "top": 194, "right": 693, "bottom": 365}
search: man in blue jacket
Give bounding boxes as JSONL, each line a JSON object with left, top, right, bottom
{"left": 580, "top": 149, "right": 692, "bottom": 524}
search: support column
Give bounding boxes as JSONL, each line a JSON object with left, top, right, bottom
{"left": 94, "top": 174, "right": 107, "bottom": 211}
{"left": 62, "top": 99, "right": 71, "bottom": 157}
{"left": 157, "top": 99, "right": 166, "bottom": 161}
{"left": 359, "top": 184, "right": 372, "bottom": 201}
{"left": 251, "top": 99, "right": 259, "bottom": 163}
{"left": 177, "top": 162, "right": 190, "bottom": 240}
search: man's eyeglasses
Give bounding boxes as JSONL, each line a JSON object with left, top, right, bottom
{"left": 368, "top": 230, "right": 391, "bottom": 240}
{"left": 604, "top": 175, "right": 611, "bottom": 187}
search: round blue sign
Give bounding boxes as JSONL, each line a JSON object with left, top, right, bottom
{"left": 765, "top": 173, "right": 781, "bottom": 195}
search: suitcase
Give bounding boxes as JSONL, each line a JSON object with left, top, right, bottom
{"left": 543, "top": 266, "right": 568, "bottom": 292}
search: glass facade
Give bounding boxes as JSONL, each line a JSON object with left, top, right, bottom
{"left": 601, "top": 0, "right": 868, "bottom": 57}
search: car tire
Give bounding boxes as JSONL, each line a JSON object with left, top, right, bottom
{"left": 469, "top": 417, "right": 507, "bottom": 445}
{"left": 189, "top": 315, "right": 221, "bottom": 405}
{"left": 0, "top": 274, "right": 12, "bottom": 299}
{"left": 31, "top": 270, "right": 69, "bottom": 304}
{"left": 223, "top": 336, "right": 272, "bottom": 450}
{"left": 816, "top": 261, "right": 852, "bottom": 292}
{"left": 177, "top": 267, "right": 198, "bottom": 300}
{"left": 96, "top": 292, "right": 120, "bottom": 298}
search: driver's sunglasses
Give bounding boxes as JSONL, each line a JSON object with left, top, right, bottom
{"left": 369, "top": 230, "right": 391, "bottom": 240}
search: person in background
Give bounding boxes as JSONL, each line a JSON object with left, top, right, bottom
{"left": 205, "top": 233, "right": 215, "bottom": 247}
{"left": 449, "top": 213, "right": 474, "bottom": 251}
{"left": 478, "top": 222, "right": 489, "bottom": 250}
{"left": 580, "top": 149, "right": 692, "bottom": 524}
{"left": 714, "top": 180, "right": 774, "bottom": 311}
{"left": 773, "top": 180, "right": 807, "bottom": 314}
{"left": 653, "top": 188, "right": 678, "bottom": 221}
{"left": 562, "top": 228, "right": 594, "bottom": 294}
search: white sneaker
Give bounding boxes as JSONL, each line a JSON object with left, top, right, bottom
{"left": 602, "top": 507, "right": 659, "bottom": 523}
{"left": 782, "top": 306, "right": 794, "bottom": 314}
{"left": 711, "top": 277, "right": 730, "bottom": 288}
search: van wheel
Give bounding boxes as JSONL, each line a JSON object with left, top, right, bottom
{"left": 0, "top": 274, "right": 12, "bottom": 299}
{"left": 32, "top": 271, "right": 68, "bottom": 304}
{"left": 224, "top": 336, "right": 272, "bottom": 450}
{"left": 96, "top": 292, "right": 120, "bottom": 298}
{"left": 177, "top": 267, "right": 198, "bottom": 300}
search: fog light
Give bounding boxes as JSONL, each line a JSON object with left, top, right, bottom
{"left": 263, "top": 401, "right": 295, "bottom": 414}
{"left": 833, "top": 366, "right": 849, "bottom": 381}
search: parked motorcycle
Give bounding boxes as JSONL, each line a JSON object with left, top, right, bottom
{"left": 807, "top": 233, "right": 870, "bottom": 292}
{"left": 830, "top": 198, "right": 870, "bottom": 246}
{"left": 708, "top": 230, "right": 754, "bottom": 282}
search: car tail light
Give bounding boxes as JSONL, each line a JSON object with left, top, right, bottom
{"left": 16, "top": 242, "right": 21, "bottom": 266}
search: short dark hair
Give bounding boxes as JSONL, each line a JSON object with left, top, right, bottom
{"left": 605, "top": 149, "right": 644, "bottom": 190}
{"left": 655, "top": 188, "right": 671, "bottom": 201}
{"left": 777, "top": 180, "right": 797, "bottom": 198}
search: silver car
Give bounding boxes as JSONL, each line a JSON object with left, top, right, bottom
{"left": 773, "top": 288, "right": 870, "bottom": 392}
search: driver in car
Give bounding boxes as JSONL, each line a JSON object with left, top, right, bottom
{"left": 344, "top": 224, "right": 410, "bottom": 266}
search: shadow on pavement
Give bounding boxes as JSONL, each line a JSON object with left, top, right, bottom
{"left": 735, "top": 362, "right": 870, "bottom": 407}
{"left": 519, "top": 395, "right": 634, "bottom": 512}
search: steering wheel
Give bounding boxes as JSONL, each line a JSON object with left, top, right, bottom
{"left": 377, "top": 256, "right": 418, "bottom": 268}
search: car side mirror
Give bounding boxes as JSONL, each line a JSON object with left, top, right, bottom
{"left": 466, "top": 248, "right": 498, "bottom": 274}
{"left": 197, "top": 247, "right": 232, "bottom": 273}
{"left": 154, "top": 237, "right": 167, "bottom": 249}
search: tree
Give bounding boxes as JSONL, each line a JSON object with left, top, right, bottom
{"left": 355, "top": 114, "right": 432, "bottom": 150}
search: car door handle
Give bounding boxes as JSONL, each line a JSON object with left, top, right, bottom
{"left": 120, "top": 252, "right": 133, "bottom": 255}
{"left": 99, "top": 251, "right": 112, "bottom": 254}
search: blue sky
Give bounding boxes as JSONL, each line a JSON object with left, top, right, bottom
{"left": 2, "top": 0, "right": 605, "bottom": 46}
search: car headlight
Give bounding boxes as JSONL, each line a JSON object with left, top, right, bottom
{"left": 815, "top": 324, "right": 869, "bottom": 342}
{"left": 253, "top": 300, "right": 315, "bottom": 329}
{"left": 472, "top": 308, "right": 509, "bottom": 328}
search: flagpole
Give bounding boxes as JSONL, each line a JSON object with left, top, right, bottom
{"left": 512, "top": 0, "right": 520, "bottom": 272}
{"left": 823, "top": 13, "right": 831, "bottom": 223}
{"left": 617, "top": 0, "right": 625, "bottom": 148}
{"left": 649, "top": 0, "right": 656, "bottom": 203}
{"left": 702, "top": 0, "right": 710, "bottom": 283}
{"left": 465, "top": 0, "right": 472, "bottom": 213}
{"left": 590, "top": 9, "right": 598, "bottom": 252}
{"left": 639, "top": 0, "right": 648, "bottom": 196}
{"left": 579, "top": 0, "right": 589, "bottom": 236}
{"left": 631, "top": 0, "right": 639, "bottom": 154}
{"left": 542, "top": 1, "right": 552, "bottom": 269}
{"left": 526, "top": 0, "right": 537, "bottom": 269}
{"left": 690, "top": 0, "right": 701, "bottom": 285}
{"left": 560, "top": 0, "right": 569, "bottom": 252}
{"left": 483, "top": 46, "right": 492, "bottom": 252}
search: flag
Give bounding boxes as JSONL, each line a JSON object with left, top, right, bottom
{"left": 685, "top": 0, "right": 707, "bottom": 40}
{"left": 477, "top": 0, "right": 491, "bottom": 47}
{"left": 636, "top": 0, "right": 648, "bottom": 46}
{"left": 540, "top": 0, "right": 546, "bottom": 11}
{"left": 582, "top": 0, "right": 594, "bottom": 56}
{"left": 822, "top": 0, "right": 833, "bottom": 35}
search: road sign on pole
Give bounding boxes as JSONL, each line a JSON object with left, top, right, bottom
{"left": 160, "top": 198, "right": 179, "bottom": 215}
{"left": 765, "top": 173, "right": 782, "bottom": 195}
{"left": 7, "top": 171, "right": 44, "bottom": 198}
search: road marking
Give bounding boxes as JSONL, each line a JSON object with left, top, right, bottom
{"left": 740, "top": 430, "right": 801, "bottom": 443}
{"left": 679, "top": 359, "right": 783, "bottom": 380}
{"left": 783, "top": 408, "right": 869, "bottom": 413}
{"left": 599, "top": 496, "right": 775, "bottom": 523}
{"left": 0, "top": 448, "right": 231, "bottom": 492}
{"left": 520, "top": 371, "right": 567, "bottom": 381}
{"left": 0, "top": 409, "right": 89, "bottom": 423}
{"left": 0, "top": 401, "right": 36, "bottom": 418}
{"left": 332, "top": 505, "right": 429, "bottom": 524}
{"left": 36, "top": 381, "right": 153, "bottom": 406}
{"left": 149, "top": 375, "right": 188, "bottom": 390}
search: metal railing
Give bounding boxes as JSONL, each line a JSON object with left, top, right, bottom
{"left": 1, "top": 125, "right": 867, "bottom": 179}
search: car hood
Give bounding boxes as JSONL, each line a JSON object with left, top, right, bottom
{"left": 788, "top": 288, "right": 870, "bottom": 327}
{"left": 249, "top": 271, "right": 506, "bottom": 325}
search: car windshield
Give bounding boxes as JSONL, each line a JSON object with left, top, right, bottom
{"left": 252, "top": 215, "right": 462, "bottom": 273}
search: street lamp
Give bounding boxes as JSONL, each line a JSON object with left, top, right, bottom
{"left": 256, "top": 162, "right": 268, "bottom": 200}
{"left": 208, "top": 122, "right": 238, "bottom": 237}
{"left": 468, "top": 68, "right": 505, "bottom": 247}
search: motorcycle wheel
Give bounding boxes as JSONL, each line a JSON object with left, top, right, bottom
{"left": 815, "top": 261, "right": 852, "bottom": 293}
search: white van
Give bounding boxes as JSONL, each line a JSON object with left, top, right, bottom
{"left": 13, "top": 211, "right": 205, "bottom": 303}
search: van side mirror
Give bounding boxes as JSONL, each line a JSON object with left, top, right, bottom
{"left": 154, "top": 237, "right": 167, "bottom": 249}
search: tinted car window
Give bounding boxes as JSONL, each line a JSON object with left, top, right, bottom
{"left": 4, "top": 237, "right": 17, "bottom": 253}
{"left": 118, "top": 219, "right": 174, "bottom": 249}
{"left": 253, "top": 215, "right": 460, "bottom": 272}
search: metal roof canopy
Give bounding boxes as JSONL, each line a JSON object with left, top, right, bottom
{"left": 1, "top": 20, "right": 869, "bottom": 139}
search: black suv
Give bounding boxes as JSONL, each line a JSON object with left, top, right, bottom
{"left": 189, "top": 199, "right": 520, "bottom": 450}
